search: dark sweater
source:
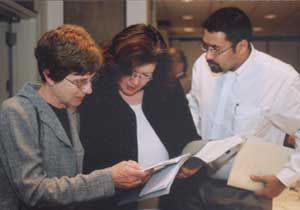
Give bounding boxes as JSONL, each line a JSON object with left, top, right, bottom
{"left": 79, "top": 75, "right": 200, "bottom": 210}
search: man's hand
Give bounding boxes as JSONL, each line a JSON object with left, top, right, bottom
{"left": 177, "top": 166, "right": 201, "bottom": 179}
{"left": 251, "top": 175, "right": 286, "bottom": 199}
{"left": 111, "top": 160, "right": 149, "bottom": 189}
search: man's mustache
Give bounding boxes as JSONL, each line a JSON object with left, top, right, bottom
{"left": 207, "top": 60, "right": 219, "bottom": 66}
{"left": 207, "top": 59, "right": 225, "bottom": 73}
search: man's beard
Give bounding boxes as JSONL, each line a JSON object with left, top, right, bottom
{"left": 207, "top": 60, "right": 224, "bottom": 73}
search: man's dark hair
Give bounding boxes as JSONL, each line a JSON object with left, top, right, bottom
{"left": 202, "top": 7, "right": 252, "bottom": 45}
{"left": 35, "top": 24, "right": 103, "bottom": 82}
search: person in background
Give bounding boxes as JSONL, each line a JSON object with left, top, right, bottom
{"left": 79, "top": 24, "right": 200, "bottom": 210}
{"left": 183, "top": 7, "right": 300, "bottom": 210}
{"left": 168, "top": 47, "right": 188, "bottom": 79}
{"left": 0, "top": 24, "right": 148, "bottom": 210}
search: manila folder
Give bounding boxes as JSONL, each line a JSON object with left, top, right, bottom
{"left": 227, "top": 141, "right": 293, "bottom": 191}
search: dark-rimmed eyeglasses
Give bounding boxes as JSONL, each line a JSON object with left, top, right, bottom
{"left": 200, "top": 41, "right": 233, "bottom": 57}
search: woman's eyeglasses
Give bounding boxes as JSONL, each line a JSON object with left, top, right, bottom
{"left": 64, "top": 73, "right": 99, "bottom": 89}
{"left": 129, "top": 72, "right": 153, "bottom": 82}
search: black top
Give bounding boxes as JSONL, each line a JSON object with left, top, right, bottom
{"left": 49, "top": 104, "right": 72, "bottom": 143}
{"left": 79, "top": 75, "right": 200, "bottom": 210}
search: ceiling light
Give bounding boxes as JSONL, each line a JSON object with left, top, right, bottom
{"left": 184, "top": 27, "right": 195, "bottom": 33}
{"left": 264, "top": 14, "right": 276, "bottom": 20}
{"left": 182, "top": 15, "right": 194, "bottom": 20}
{"left": 253, "top": 27, "right": 263, "bottom": 32}
{"left": 181, "top": 0, "right": 193, "bottom": 2}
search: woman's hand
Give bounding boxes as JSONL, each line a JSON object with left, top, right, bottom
{"left": 111, "top": 160, "right": 150, "bottom": 188}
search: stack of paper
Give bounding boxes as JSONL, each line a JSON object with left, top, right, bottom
{"left": 227, "top": 141, "right": 293, "bottom": 191}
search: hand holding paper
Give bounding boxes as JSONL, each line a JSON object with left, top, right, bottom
{"left": 119, "top": 136, "right": 246, "bottom": 205}
{"left": 111, "top": 160, "right": 150, "bottom": 189}
{"left": 251, "top": 175, "right": 286, "bottom": 199}
{"left": 177, "top": 165, "right": 202, "bottom": 179}
{"left": 227, "top": 140, "right": 293, "bottom": 192}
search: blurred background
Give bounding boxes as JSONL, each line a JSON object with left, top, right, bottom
{"left": 1, "top": 0, "right": 300, "bottom": 102}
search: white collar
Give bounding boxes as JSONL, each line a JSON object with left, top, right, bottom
{"left": 234, "top": 44, "right": 257, "bottom": 77}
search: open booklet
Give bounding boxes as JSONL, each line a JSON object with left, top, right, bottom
{"left": 119, "top": 135, "right": 245, "bottom": 205}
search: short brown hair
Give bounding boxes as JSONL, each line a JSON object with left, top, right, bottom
{"left": 35, "top": 24, "right": 103, "bottom": 82}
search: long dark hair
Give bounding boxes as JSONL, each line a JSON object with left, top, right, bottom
{"left": 102, "top": 24, "right": 174, "bottom": 87}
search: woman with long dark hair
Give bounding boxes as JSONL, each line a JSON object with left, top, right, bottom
{"left": 80, "top": 24, "right": 200, "bottom": 210}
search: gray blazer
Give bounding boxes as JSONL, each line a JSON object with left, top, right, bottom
{"left": 0, "top": 83, "right": 115, "bottom": 210}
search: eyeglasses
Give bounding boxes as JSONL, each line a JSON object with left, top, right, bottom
{"left": 129, "top": 72, "right": 153, "bottom": 82}
{"left": 64, "top": 74, "right": 99, "bottom": 89}
{"left": 200, "top": 41, "right": 233, "bottom": 57}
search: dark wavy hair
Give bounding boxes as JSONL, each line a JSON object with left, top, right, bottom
{"left": 35, "top": 24, "right": 103, "bottom": 82}
{"left": 102, "top": 24, "right": 174, "bottom": 87}
{"left": 202, "top": 7, "right": 252, "bottom": 45}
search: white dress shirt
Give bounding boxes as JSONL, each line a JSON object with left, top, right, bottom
{"left": 188, "top": 46, "right": 300, "bottom": 187}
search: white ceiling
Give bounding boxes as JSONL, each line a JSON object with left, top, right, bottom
{"left": 156, "top": 0, "right": 300, "bottom": 37}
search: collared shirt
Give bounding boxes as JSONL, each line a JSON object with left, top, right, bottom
{"left": 188, "top": 46, "right": 300, "bottom": 187}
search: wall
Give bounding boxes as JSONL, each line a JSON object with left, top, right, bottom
{"left": 64, "top": 0, "right": 155, "bottom": 44}
{"left": 64, "top": 1, "right": 125, "bottom": 44}
{"left": 126, "top": 0, "right": 149, "bottom": 26}
{"left": 11, "top": 0, "right": 63, "bottom": 96}
{"left": 267, "top": 41, "right": 300, "bottom": 70}
{"left": 0, "top": 0, "right": 64, "bottom": 103}
{"left": 12, "top": 18, "right": 37, "bottom": 94}
{"left": 0, "top": 23, "right": 9, "bottom": 102}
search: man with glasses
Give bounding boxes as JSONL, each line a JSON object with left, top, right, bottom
{"left": 0, "top": 24, "right": 148, "bottom": 210}
{"left": 184, "top": 7, "right": 300, "bottom": 210}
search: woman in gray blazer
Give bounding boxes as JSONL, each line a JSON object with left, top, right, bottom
{"left": 0, "top": 24, "right": 148, "bottom": 210}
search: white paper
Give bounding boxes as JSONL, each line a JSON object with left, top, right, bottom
{"left": 194, "top": 135, "right": 244, "bottom": 163}
{"left": 142, "top": 153, "right": 190, "bottom": 172}
{"left": 140, "top": 156, "right": 188, "bottom": 196}
{"left": 120, "top": 136, "right": 247, "bottom": 205}
{"left": 228, "top": 140, "right": 293, "bottom": 191}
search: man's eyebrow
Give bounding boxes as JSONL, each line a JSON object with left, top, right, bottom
{"left": 202, "top": 40, "right": 219, "bottom": 49}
